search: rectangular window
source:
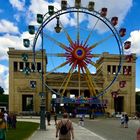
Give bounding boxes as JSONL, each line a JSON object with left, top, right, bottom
{"left": 31, "top": 63, "right": 35, "bottom": 72}
{"left": 25, "top": 62, "right": 29, "bottom": 68}
{"left": 14, "top": 62, "right": 18, "bottom": 72}
{"left": 19, "top": 62, "right": 24, "bottom": 71}
{"left": 112, "top": 65, "right": 116, "bottom": 74}
{"left": 118, "top": 65, "right": 121, "bottom": 74}
{"left": 107, "top": 65, "right": 111, "bottom": 74}
{"left": 123, "top": 66, "right": 126, "bottom": 75}
{"left": 37, "top": 62, "right": 41, "bottom": 72}
{"left": 128, "top": 66, "right": 132, "bottom": 75}
{"left": 22, "top": 95, "right": 33, "bottom": 111}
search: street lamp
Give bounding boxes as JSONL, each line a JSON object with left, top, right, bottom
{"left": 23, "top": 13, "right": 46, "bottom": 130}
{"left": 24, "top": 9, "right": 62, "bottom": 130}
{"left": 36, "top": 13, "right": 46, "bottom": 130}
{"left": 54, "top": 17, "right": 62, "bottom": 33}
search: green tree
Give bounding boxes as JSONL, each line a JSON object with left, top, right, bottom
{"left": 0, "top": 86, "right": 4, "bottom": 94}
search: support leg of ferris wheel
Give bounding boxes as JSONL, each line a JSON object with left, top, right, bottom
{"left": 61, "top": 67, "right": 74, "bottom": 96}
{"left": 78, "top": 65, "right": 81, "bottom": 97}
{"left": 84, "top": 67, "right": 97, "bottom": 96}
{"left": 84, "top": 73, "right": 94, "bottom": 97}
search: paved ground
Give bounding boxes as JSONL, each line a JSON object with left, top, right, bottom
{"left": 18, "top": 117, "right": 106, "bottom": 140}
{"left": 17, "top": 117, "right": 140, "bottom": 140}
{"left": 72, "top": 118, "right": 140, "bottom": 140}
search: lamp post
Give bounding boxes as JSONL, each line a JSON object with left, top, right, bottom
{"left": 23, "top": 4, "right": 63, "bottom": 130}
{"left": 23, "top": 13, "right": 46, "bottom": 130}
{"left": 37, "top": 13, "right": 46, "bottom": 130}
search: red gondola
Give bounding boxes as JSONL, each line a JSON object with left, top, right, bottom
{"left": 124, "top": 41, "right": 131, "bottom": 49}
{"left": 119, "top": 28, "right": 126, "bottom": 37}
{"left": 100, "top": 8, "right": 107, "bottom": 17}
{"left": 111, "top": 17, "right": 118, "bottom": 26}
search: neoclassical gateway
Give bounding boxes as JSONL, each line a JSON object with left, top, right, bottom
{"left": 8, "top": 48, "right": 136, "bottom": 115}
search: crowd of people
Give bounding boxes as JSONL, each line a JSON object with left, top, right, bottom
{"left": 0, "top": 111, "right": 17, "bottom": 140}
{"left": 0, "top": 111, "right": 17, "bottom": 129}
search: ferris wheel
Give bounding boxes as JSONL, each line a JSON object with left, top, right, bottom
{"left": 23, "top": 0, "right": 131, "bottom": 98}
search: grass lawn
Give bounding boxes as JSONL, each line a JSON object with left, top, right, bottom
{"left": 6, "top": 121, "right": 39, "bottom": 140}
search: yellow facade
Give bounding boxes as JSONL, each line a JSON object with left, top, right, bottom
{"left": 8, "top": 48, "right": 136, "bottom": 115}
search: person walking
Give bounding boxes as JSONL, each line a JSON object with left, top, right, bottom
{"left": 0, "top": 112, "right": 6, "bottom": 140}
{"left": 120, "top": 114, "right": 124, "bottom": 127}
{"left": 11, "top": 113, "right": 17, "bottom": 129}
{"left": 46, "top": 112, "right": 51, "bottom": 125}
{"left": 124, "top": 114, "right": 129, "bottom": 128}
{"left": 56, "top": 113, "right": 74, "bottom": 140}
{"left": 78, "top": 114, "right": 84, "bottom": 126}
{"left": 3, "top": 111, "right": 8, "bottom": 130}
{"left": 137, "top": 127, "right": 140, "bottom": 140}
{"left": 54, "top": 113, "right": 57, "bottom": 125}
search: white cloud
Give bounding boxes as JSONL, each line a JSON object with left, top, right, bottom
{"left": 0, "top": 32, "right": 38, "bottom": 61}
{"left": 136, "top": 88, "right": 140, "bottom": 92}
{"left": 29, "top": 0, "right": 49, "bottom": 15}
{"left": 124, "top": 30, "right": 140, "bottom": 56}
{"left": 0, "top": 64, "right": 9, "bottom": 94}
{"left": 0, "top": 19, "right": 19, "bottom": 34}
{"left": 0, "top": 31, "right": 40, "bottom": 94}
{"left": 86, "top": 0, "right": 132, "bottom": 33}
{"left": 27, "top": 0, "right": 133, "bottom": 34}
{"left": 9, "top": 0, "right": 25, "bottom": 11}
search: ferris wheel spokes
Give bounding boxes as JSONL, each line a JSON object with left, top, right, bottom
{"left": 43, "top": 32, "right": 68, "bottom": 50}
{"left": 45, "top": 61, "right": 69, "bottom": 76}
{"left": 47, "top": 53, "right": 66, "bottom": 57}
{"left": 88, "top": 34, "right": 114, "bottom": 50}
{"left": 59, "top": 20, "right": 74, "bottom": 45}
{"left": 83, "top": 18, "right": 100, "bottom": 46}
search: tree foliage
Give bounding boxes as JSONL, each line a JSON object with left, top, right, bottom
{"left": 0, "top": 86, "right": 4, "bottom": 94}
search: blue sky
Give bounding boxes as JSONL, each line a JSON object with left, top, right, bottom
{"left": 0, "top": 0, "right": 140, "bottom": 94}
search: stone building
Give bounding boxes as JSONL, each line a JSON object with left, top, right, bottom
{"left": 8, "top": 48, "right": 136, "bottom": 115}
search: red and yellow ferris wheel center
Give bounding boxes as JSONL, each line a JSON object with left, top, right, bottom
{"left": 65, "top": 41, "right": 92, "bottom": 69}
{"left": 73, "top": 46, "right": 86, "bottom": 60}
